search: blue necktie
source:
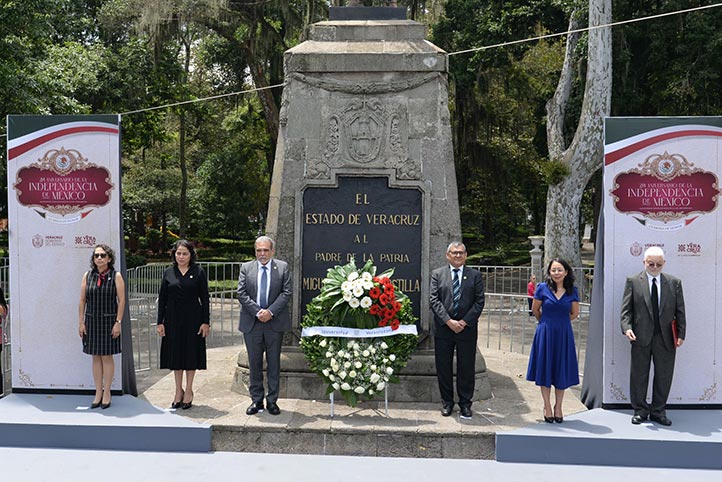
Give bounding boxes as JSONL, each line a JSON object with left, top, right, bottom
{"left": 452, "top": 269, "right": 460, "bottom": 317}
{"left": 260, "top": 266, "right": 268, "bottom": 309}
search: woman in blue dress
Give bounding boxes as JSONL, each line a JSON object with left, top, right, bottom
{"left": 526, "top": 258, "right": 579, "bottom": 423}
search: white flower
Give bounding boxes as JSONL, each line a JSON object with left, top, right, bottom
{"left": 349, "top": 298, "right": 360, "bottom": 308}
{"left": 370, "top": 373, "right": 381, "bottom": 383}
{"left": 361, "top": 272, "right": 372, "bottom": 282}
{"left": 383, "top": 358, "right": 388, "bottom": 364}
{"left": 339, "top": 371, "right": 347, "bottom": 379}
{"left": 347, "top": 271, "right": 359, "bottom": 281}
{"left": 322, "top": 369, "right": 329, "bottom": 377}
{"left": 329, "top": 374, "right": 336, "bottom": 381}
{"left": 362, "top": 280, "right": 374, "bottom": 290}
{"left": 362, "top": 350, "right": 370, "bottom": 357}
{"left": 354, "top": 386, "right": 365, "bottom": 394}
{"left": 344, "top": 352, "right": 352, "bottom": 359}
{"left": 371, "top": 364, "right": 377, "bottom": 370}
{"left": 360, "top": 296, "right": 372, "bottom": 309}
{"left": 338, "top": 350, "right": 345, "bottom": 357}
{"left": 354, "top": 351, "right": 360, "bottom": 357}
{"left": 341, "top": 382, "right": 352, "bottom": 391}
{"left": 319, "top": 339, "right": 327, "bottom": 347}
{"left": 341, "top": 281, "right": 353, "bottom": 292}
{"left": 354, "top": 361, "right": 362, "bottom": 369}
{"left": 376, "top": 381, "right": 386, "bottom": 391}
{"left": 325, "top": 351, "right": 332, "bottom": 358}
{"left": 352, "top": 285, "right": 364, "bottom": 298}
{"left": 344, "top": 361, "right": 352, "bottom": 369}
{"left": 332, "top": 382, "right": 340, "bottom": 390}
{"left": 349, "top": 370, "right": 357, "bottom": 378}
{"left": 369, "top": 347, "right": 376, "bottom": 354}
{"left": 386, "top": 367, "right": 394, "bottom": 375}
{"left": 343, "top": 291, "right": 354, "bottom": 302}
{"left": 380, "top": 342, "right": 388, "bottom": 350}
{"left": 389, "top": 354, "right": 396, "bottom": 361}
{"left": 368, "top": 389, "right": 375, "bottom": 395}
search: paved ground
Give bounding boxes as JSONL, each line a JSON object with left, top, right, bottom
{"left": 137, "top": 344, "right": 587, "bottom": 442}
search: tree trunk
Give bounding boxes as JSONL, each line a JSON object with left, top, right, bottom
{"left": 179, "top": 109, "right": 187, "bottom": 238}
{"left": 544, "top": 0, "right": 611, "bottom": 266}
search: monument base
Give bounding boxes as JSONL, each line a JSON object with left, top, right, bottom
{"left": 231, "top": 345, "right": 491, "bottom": 403}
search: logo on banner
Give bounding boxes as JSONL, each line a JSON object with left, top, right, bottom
{"left": 610, "top": 152, "right": 720, "bottom": 231}
{"left": 13, "top": 147, "right": 114, "bottom": 224}
{"left": 32, "top": 234, "right": 43, "bottom": 248}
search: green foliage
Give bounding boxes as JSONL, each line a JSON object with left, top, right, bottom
{"left": 543, "top": 159, "right": 571, "bottom": 185}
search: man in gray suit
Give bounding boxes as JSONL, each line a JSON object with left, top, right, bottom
{"left": 621, "top": 246, "right": 686, "bottom": 426}
{"left": 430, "top": 241, "right": 485, "bottom": 419}
{"left": 237, "top": 235, "right": 292, "bottom": 416}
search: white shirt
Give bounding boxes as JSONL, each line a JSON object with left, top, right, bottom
{"left": 646, "top": 272, "right": 661, "bottom": 309}
{"left": 449, "top": 265, "right": 464, "bottom": 290}
{"left": 256, "top": 260, "right": 272, "bottom": 307}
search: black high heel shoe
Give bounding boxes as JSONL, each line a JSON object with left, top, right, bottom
{"left": 90, "top": 399, "right": 102, "bottom": 409}
{"left": 543, "top": 407, "right": 554, "bottom": 423}
{"left": 171, "top": 390, "right": 184, "bottom": 409}
{"left": 553, "top": 404, "right": 563, "bottom": 423}
{"left": 181, "top": 391, "right": 193, "bottom": 410}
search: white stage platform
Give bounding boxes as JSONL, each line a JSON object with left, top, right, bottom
{"left": 496, "top": 408, "right": 722, "bottom": 469}
{"left": 0, "top": 393, "right": 211, "bottom": 452}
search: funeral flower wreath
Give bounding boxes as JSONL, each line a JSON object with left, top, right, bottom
{"left": 300, "top": 259, "right": 418, "bottom": 406}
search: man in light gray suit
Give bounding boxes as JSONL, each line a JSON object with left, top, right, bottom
{"left": 237, "top": 235, "right": 291, "bottom": 416}
{"left": 621, "top": 246, "right": 686, "bottom": 426}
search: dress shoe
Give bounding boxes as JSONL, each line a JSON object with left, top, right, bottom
{"left": 459, "top": 405, "right": 473, "bottom": 419}
{"left": 246, "top": 402, "right": 264, "bottom": 415}
{"left": 631, "top": 414, "right": 647, "bottom": 425}
{"left": 181, "top": 391, "right": 194, "bottom": 410}
{"left": 101, "top": 400, "right": 111, "bottom": 410}
{"left": 90, "top": 397, "right": 102, "bottom": 409}
{"left": 440, "top": 403, "right": 454, "bottom": 417}
{"left": 650, "top": 414, "right": 672, "bottom": 426}
{"left": 172, "top": 390, "right": 184, "bottom": 409}
{"left": 267, "top": 402, "right": 281, "bottom": 415}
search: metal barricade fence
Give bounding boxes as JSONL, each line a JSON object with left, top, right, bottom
{"left": 0, "top": 259, "right": 592, "bottom": 391}
{"left": 480, "top": 293, "right": 589, "bottom": 372}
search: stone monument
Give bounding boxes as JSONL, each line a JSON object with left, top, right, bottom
{"left": 232, "top": 7, "right": 491, "bottom": 402}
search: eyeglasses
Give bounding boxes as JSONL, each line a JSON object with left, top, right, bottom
{"left": 94, "top": 253, "right": 108, "bottom": 259}
{"left": 646, "top": 261, "right": 664, "bottom": 268}
{"left": 449, "top": 251, "right": 466, "bottom": 256}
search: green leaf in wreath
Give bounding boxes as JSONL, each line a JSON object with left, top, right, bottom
{"left": 377, "top": 267, "right": 395, "bottom": 279}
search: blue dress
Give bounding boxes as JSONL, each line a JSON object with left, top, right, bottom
{"left": 526, "top": 282, "right": 579, "bottom": 389}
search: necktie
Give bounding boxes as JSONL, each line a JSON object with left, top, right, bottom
{"left": 651, "top": 278, "right": 660, "bottom": 326}
{"left": 260, "top": 266, "right": 268, "bottom": 309}
{"left": 452, "top": 269, "right": 461, "bottom": 317}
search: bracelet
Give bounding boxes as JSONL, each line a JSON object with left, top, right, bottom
{"left": 115, "top": 320, "right": 121, "bottom": 325}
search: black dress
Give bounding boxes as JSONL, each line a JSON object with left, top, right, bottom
{"left": 83, "top": 269, "right": 122, "bottom": 356}
{"left": 158, "top": 264, "right": 210, "bottom": 370}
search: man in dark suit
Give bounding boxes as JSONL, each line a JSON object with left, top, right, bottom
{"left": 430, "top": 241, "right": 485, "bottom": 419}
{"left": 237, "top": 235, "right": 292, "bottom": 416}
{"left": 621, "top": 246, "right": 686, "bottom": 426}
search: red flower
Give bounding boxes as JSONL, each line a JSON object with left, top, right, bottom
{"left": 390, "top": 319, "right": 400, "bottom": 330}
{"left": 373, "top": 276, "right": 380, "bottom": 283}
{"left": 384, "top": 308, "right": 395, "bottom": 320}
{"left": 392, "top": 301, "right": 401, "bottom": 312}
{"left": 369, "top": 287, "right": 381, "bottom": 299}
{"left": 379, "top": 293, "right": 389, "bottom": 306}
{"left": 369, "top": 304, "right": 381, "bottom": 315}
{"left": 378, "top": 319, "right": 389, "bottom": 327}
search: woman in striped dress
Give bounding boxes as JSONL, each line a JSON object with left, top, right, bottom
{"left": 78, "top": 244, "right": 125, "bottom": 409}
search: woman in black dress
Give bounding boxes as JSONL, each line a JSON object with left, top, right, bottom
{"left": 78, "top": 244, "right": 125, "bottom": 409}
{"left": 157, "top": 240, "right": 210, "bottom": 410}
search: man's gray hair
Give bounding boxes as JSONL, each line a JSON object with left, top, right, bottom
{"left": 644, "top": 246, "right": 665, "bottom": 259}
{"left": 446, "top": 241, "right": 466, "bottom": 253}
{"left": 256, "top": 235, "right": 276, "bottom": 250}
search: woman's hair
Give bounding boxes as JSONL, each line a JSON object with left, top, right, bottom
{"left": 0, "top": 287, "right": 7, "bottom": 312}
{"left": 545, "top": 258, "right": 575, "bottom": 295}
{"left": 89, "top": 244, "right": 116, "bottom": 272}
{"left": 171, "top": 239, "right": 197, "bottom": 266}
